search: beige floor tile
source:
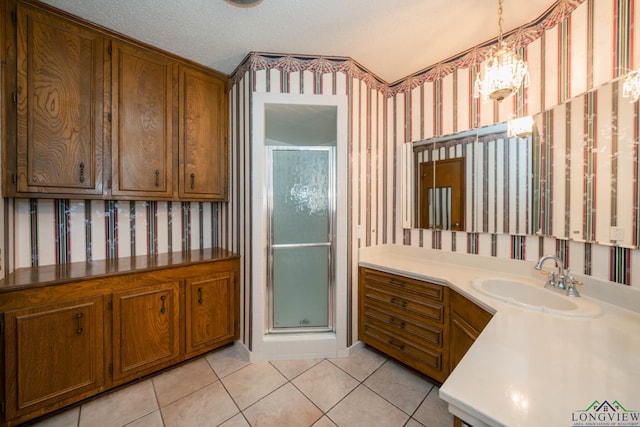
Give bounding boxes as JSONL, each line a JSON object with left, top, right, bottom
{"left": 364, "top": 360, "right": 434, "bottom": 415}
{"left": 329, "top": 346, "right": 386, "bottom": 381}
{"left": 405, "top": 418, "right": 425, "bottom": 427}
{"left": 30, "top": 406, "right": 79, "bottom": 427}
{"left": 292, "top": 360, "right": 359, "bottom": 412}
{"left": 153, "top": 358, "right": 218, "bottom": 407}
{"left": 243, "top": 383, "right": 322, "bottom": 427}
{"left": 221, "top": 362, "right": 287, "bottom": 409}
{"left": 206, "top": 344, "right": 250, "bottom": 378}
{"left": 219, "top": 413, "right": 251, "bottom": 427}
{"left": 312, "top": 415, "right": 338, "bottom": 427}
{"left": 161, "top": 381, "right": 239, "bottom": 427}
{"left": 79, "top": 380, "right": 158, "bottom": 427}
{"left": 327, "top": 385, "right": 409, "bottom": 427}
{"left": 412, "top": 386, "right": 453, "bottom": 427}
{"left": 124, "top": 410, "right": 164, "bottom": 427}
{"left": 269, "top": 358, "right": 322, "bottom": 380}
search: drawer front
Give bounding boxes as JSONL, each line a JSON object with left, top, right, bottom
{"left": 363, "top": 303, "right": 444, "bottom": 348}
{"left": 362, "top": 269, "right": 443, "bottom": 302}
{"left": 361, "top": 322, "right": 443, "bottom": 375}
{"left": 450, "top": 290, "right": 493, "bottom": 332}
{"left": 363, "top": 284, "right": 445, "bottom": 324}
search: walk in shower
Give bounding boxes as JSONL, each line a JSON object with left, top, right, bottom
{"left": 251, "top": 93, "right": 348, "bottom": 360}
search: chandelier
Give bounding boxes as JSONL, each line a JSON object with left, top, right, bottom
{"left": 622, "top": 70, "right": 640, "bottom": 103}
{"left": 474, "top": 0, "right": 529, "bottom": 102}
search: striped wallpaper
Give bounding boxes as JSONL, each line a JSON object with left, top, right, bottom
{"left": 3, "top": 0, "right": 640, "bottom": 347}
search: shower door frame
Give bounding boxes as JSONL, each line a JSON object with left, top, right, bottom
{"left": 265, "top": 146, "right": 336, "bottom": 334}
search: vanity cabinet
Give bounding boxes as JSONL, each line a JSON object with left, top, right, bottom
{"left": 110, "top": 40, "right": 175, "bottom": 199}
{"left": 13, "top": 3, "right": 105, "bottom": 197}
{"left": 3, "top": 295, "right": 104, "bottom": 421}
{"left": 449, "top": 289, "right": 492, "bottom": 372}
{"left": 3, "top": 0, "right": 229, "bottom": 201}
{"left": 359, "top": 267, "right": 493, "bottom": 385}
{"left": 112, "top": 281, "right": 180, "bottom": 381}
{"left": 0, "top": 249, "right": 239, "bottom": 427}
{"left": 359, "top": 267, "right": 449, "bottom": 382}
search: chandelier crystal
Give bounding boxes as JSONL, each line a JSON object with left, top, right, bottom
{"left": 622, "top": 71, "right": 640, "bottom": 103}
{"left": 474, "top": 0, "right": 529, "bottom": 102}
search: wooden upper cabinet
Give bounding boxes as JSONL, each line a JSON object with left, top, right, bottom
{"left": 111, "top": 41, "right": 175, "bottom": 199}
{"left": 15, "top": 4, "right": 105, "bottom": 195}
{"left": 179, "top": 65, "right": 228, "bottom": 200}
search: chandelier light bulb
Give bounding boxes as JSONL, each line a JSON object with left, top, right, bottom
{"left": 622, "top": 71, "right": 640, "bottom": 103}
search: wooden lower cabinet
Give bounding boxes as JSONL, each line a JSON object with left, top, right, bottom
{"left": 0, "top": 251, "right": 239, "bottom": 426}
{"left": 359, "top": 267, "right": 449, "bottom": 383}
{"left": 185, "top": 272, "right": 236, "bottom": 355}
{"left": 449, "top": 289, "right": 493, "bottom": 372}
{"left": 112, "top": 281, "right": 180, "bottom": 381}
{"left": 359, "top": 267, "right": 493, "bottom": 386}
{"left": 3, "top": 296, "right": 104, "bottom": 421}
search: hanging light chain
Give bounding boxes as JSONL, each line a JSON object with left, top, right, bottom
{"left": 497, "top": 0, "right": 504, "bottom": 44}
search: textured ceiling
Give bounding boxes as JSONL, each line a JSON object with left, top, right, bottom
{"left": 38, "top": 0, "right": 554, "bottom": 83}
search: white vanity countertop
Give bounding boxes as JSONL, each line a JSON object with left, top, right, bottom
{"left": 358, "top": 244, "right": 640, "bottom": 427}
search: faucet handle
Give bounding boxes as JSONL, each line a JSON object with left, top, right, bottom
{"left": 566, "top": 276, "right": 583, "bottom": 297}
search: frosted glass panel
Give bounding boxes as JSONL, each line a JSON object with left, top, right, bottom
{"left": 272, "top": 246, "right": 329, "bottom": 328}
{"left": 272, "top": 150, "right": 330, "bottom": 245}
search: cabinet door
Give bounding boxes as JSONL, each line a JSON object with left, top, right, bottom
{"left": 111, "top": 41, "right": 174, "bottom": 199}
{"left": 449, "top": 291, "right": 492, "bottom": 371}
{"left": 112, "top": 281, "right": 180, "bottom": 380}
{"left": 15, "top": 4, "right": 104, "bottom": 195}
{"left": 178, "top": 65, "right": 228, "bottom": 200}
{"left": 185, "top": 271, "right": 236, "bottom": 355}
{"left": 4, "top": 296, "right": 104, "bottom": 419}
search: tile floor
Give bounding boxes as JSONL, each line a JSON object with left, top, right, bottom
{"left": 30, "top": 345, "right": 453, "bottom": 427}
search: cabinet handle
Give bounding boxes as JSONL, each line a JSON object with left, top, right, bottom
{"left": 190, "top": 173, "right": 195, "bottom": 189}
{"left": 390, "top": 297, "right": 408, "bottom": 309}
{"left": 389, "top": 316, "right": 406, "bottom": 329}
{"left": 155, "top": 170, "right": 160, "bottom": 187}
{"left": 75, "top": 312, "right": 84, "bottom": 335}
{"left": 160, "top": 295, "right": 166, "bottom": 314}
{"left": 197, "top": 287, "right": 203, "bottom": 304}
{"left": 388, "top": 339, "right": 405, "bottom": 350}
{"left": 79, "top": 162, "right": 85, "bottom": 183}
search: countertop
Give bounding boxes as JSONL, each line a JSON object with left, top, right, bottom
{"left": 0, "top": 247, "right": 239, "bottom": 292}
{"left": 359, "top": 244, "right": 640, "bottom": 427}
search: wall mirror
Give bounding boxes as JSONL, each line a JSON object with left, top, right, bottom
{"left": 533, "top": 73, "right": 639, "bottom": 249}
{"left": 402, "top": 123, "right": 536, "bottom": 235}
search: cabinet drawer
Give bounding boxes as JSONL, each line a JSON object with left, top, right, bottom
{"left": 361, "top": 322, "right": 443, "bottom": 374}
{"left": 450, "top": 290, "right": 493, "bottom": 332}
{"left": 362, "top": 269, "right": 443, "bottom": 302}
{"left": 363, "top": 285, "right": 445, "bottom": 324}
{"left": 363, "top": 303, "right": 444, "bottom": 348}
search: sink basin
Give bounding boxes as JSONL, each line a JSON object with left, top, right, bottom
{"left": 472, "top": 278, "right": 601, "bottom": 317}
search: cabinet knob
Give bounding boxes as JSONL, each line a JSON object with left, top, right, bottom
{"left": 79, "top": 162, "right": 85, "bottom": 183}
{"left": 197, "top": 287, "right": 203, "bottom": 304}
{"left": 190, "top": 173, "right": 195, "bottom": 189}
{"left": 155, "top": 169, "right": 160, "bottom": 187}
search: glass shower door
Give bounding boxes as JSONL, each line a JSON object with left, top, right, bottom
{"left": 267, "top": 146, "right": 335, "bottom": 332}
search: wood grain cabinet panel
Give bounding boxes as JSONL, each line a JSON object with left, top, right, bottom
{"left": 15, "top": 4, "right": 104, "bottom": 196}
{"left": 449, "top": 290, "right": 493, "bottom": 372}
{"left": 111, "top": 40, "right": 175, "bottom": 199}
{"left": 3, "top": 296, "right": 104, "bottom": 420}
{"left": 185, "top": 271, "right": 236, "bottom": 355}
{"left": 179, "top": 65, "right": 228, "bottom": 200}
{"left": 112, "top": 281, "right": 180, "bottom": 380}
{"left": 359, "top": 267, "right": 449, "bottom": 383}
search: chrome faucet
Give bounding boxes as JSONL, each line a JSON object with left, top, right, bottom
{"left": 535, "top": 254, "right": 582, "bottom": 297}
